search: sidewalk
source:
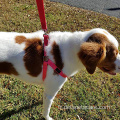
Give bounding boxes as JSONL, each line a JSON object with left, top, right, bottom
{"left": 49, "top": 0, "right": 120, "bottom": 18}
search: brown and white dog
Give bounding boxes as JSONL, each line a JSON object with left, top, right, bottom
{"left": 0, "top": 28, "right": 120, "bottom": 120}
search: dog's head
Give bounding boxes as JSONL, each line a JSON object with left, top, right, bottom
{"left": 78, "top": 28, "right": 120, "bottom": 75}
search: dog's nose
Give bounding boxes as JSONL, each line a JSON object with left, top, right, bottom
{"left": 118, "top": 67, "right": 120, "bottom": 69}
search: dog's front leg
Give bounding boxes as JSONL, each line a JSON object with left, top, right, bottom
{"left": 43, "top": 92, "right": 55, "bottom": 120}
{"left": 43, "top": 77, "right": 67, "bottom": 120}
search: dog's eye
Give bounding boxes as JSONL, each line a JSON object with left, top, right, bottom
{"left": 114, "top": 50, "right": 118, "bottom": 56}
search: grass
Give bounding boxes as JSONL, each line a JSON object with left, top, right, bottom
{"left": 0, "top": 0, "right": 120, "bottom": 119}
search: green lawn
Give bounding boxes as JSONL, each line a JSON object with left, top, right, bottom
{"left": 0, "top": 0, "right": 120, "bottom": 120}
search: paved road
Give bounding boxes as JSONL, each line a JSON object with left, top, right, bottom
{"left": 49, "top": 0, "right": 120, "bottom": 18}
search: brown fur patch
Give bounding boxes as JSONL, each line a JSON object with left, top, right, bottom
{"left": 0, "top": 62, "right": 19, "bottom": 75}
{"left": 78, "top": 42, "right": 106, "bottom": 74}
{"left": 97, "top": 43, "right": 118, "bottom": 73}
{"left": 78, "top": 33, "right": 118, "bottom": 74}
{"left": 23, "top": 38, "right": 44, "bottom": 77}
{"left": 87, "top": 33, "right": 109, "bottom": 44}
{"left": 15, "top": 36, "right": 26, "bottom": 44}
{"left": 51, "top": 41, "right": 64, "bottom": 75}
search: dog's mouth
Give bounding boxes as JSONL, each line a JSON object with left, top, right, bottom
{"left": 99, "top": 67, "right": 116, "bottom": 75}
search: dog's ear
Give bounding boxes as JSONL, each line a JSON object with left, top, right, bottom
{"left": 78, "top": 42, "right": 106, "bottom": 74}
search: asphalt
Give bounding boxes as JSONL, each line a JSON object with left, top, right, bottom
{"left": 49, "top": 0, "right": 120, "bottom": 18}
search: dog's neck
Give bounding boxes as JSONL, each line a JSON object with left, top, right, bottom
{"left": 64, "top": 32, "right": 86, "bottom": 76}
{"left": 47, "top": 31, "right": 86, "bottom": 77}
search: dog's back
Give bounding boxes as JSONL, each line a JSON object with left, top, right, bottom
{"left": 0, "top": 31, "right": 44, "bottom": 84}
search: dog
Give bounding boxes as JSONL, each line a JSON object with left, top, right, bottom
{"left": 0, "top": 28, "right": 120, "bottom": 120}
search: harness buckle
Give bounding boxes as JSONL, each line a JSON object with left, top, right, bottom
{"left": 43, "top": 56, "right": 49, "bottom": 62}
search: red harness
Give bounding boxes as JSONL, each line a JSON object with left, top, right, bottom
{"left": 36, "top": 0, "right": 67, "bottom": 81}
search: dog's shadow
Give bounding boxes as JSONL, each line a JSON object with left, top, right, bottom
{"left": 0, "top": 100, "right": 45, "bottom": 120}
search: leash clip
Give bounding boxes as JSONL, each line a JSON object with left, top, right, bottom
{"left": 43, "top": 29, "right": 48, "bottom": 36}
{"left": 43, "top": 29, "right": 49, "bottom": 46}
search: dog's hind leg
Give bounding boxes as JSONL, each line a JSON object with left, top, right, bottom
{"left": 43, "top": 77, "right": 67, "bottom": 120}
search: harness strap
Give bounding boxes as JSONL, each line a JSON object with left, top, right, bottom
{"left": 42, "top": 56, "right": 67, "bottom": 80}
{"left": 42, "top": 61, "right": 48, "bottom": 80}
{"left": 36, "top": 0, "right": 68, "bottom": 81}
{"left": 42, "top": 34, "right": 49, "bottom": 80}
{"left": 48, "top": 59, "right": 67, "bottom": 78}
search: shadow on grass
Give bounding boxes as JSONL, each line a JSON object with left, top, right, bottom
{"left": 0, "top": 100, "right": 43, "bottom": 120}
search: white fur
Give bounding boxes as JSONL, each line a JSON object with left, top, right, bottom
{"left": 0, "top": 28, "right": 120, "bottom": 120}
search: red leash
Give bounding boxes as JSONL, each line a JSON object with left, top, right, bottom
{"left": 36, "top": 0, "right": 47, "bottom": 30}
{"left": 36, "top": 0, "right": 67, "bottom": 81}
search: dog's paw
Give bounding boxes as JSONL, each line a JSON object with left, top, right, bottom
{"left": 43, "top": 116, "right": 53, "bottom": 120}
{"left": 48, "top": 117, "right": 53, "bottom": 120}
